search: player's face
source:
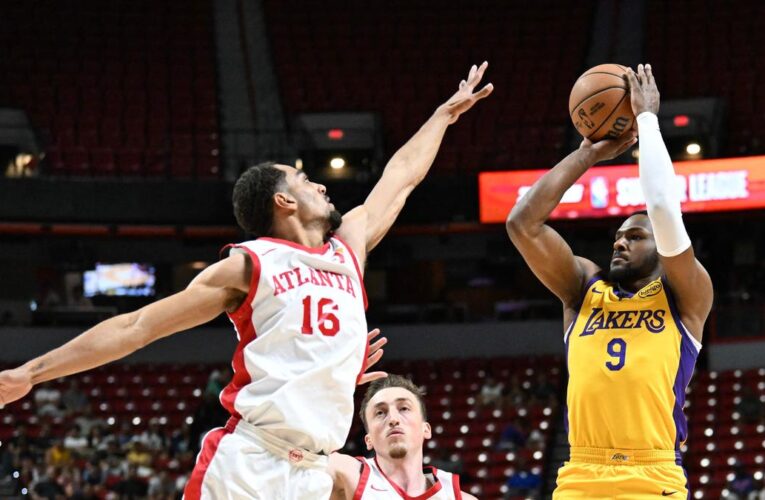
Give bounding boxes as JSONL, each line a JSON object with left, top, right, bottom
{"left": 364, "top": 387, "right": 431, "bottom": 460}
{"left": 274, "top": 164, "right": 342, "bottom": 232}
{"left": 608, "top": 214, "right": 660, "bottom": 284}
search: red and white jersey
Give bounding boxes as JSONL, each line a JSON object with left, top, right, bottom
{"left": 220, "top": 236, "right": 368, "bottom": 455}
{"left": 353, "top": 457, "right": 463, "bottom": 500}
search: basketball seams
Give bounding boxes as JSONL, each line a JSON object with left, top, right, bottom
{"left": 569, "top": 86, "right": 628, "bottom": 116}
{"left": 583, "top": 93, "right": 629, "bottom": 141}
{"left": 575, "top": 71, "right": 628, "bottom": 81}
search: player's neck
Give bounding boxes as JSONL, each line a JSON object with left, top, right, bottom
{"left": 617, "top": 272, "right": 661, "bottom": 294}
{"left": 271, "top": 218, "right": 328, "bottom": 248}
{"left": 376, "top": 451, "right": 430, "bottom": 495}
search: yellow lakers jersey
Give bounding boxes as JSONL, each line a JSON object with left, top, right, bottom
{"left": 564, "top": 277, "right": 700, "bottom": 453}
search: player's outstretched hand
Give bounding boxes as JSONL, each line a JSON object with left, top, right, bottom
{"left": 357, "top": 328, "right": 388, "bottom": 385}
{"left": 579, "top": 129, "right": 637, "bottom": 164}
{"left": 436, "top": 61, "right": 494, "bottom": 125}
{"left": 0, "top": 366, "right": 33, "bottom": 409}
{"left": 626, "top": 63, "right": 660, "bottom": 117}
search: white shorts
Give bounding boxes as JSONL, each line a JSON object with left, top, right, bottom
{"left": 184, "top": 418, "right": 333, "bottom": 500}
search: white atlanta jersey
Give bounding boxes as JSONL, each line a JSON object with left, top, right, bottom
{"left": 221, "top": 236, "right": 369, "bottom": 455}
{"left": 354, "top": 457, "right": 463, "bottom": 500}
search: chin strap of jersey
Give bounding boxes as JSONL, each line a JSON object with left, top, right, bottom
{"left": 637, "top": 112, "right": 692, "bottom": 257}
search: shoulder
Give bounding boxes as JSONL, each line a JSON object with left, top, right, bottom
{"left": 337, "top": 206, "right": 369, "bottom": 265}
{"left": 190, "top": 253, "right": 253, "bottom": 297}
{"left": 328, "top": 453, "right": 363, "bottom": 493}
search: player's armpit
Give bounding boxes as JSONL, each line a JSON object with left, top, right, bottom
{"left": 337, "top": 205, "right": 370, "bottom": 268}
{"left": 328, "top": 453, "right": 362, "bottom": 500}
{"left": 506, "top": 220, "right": 600, "bottom": 307}
{"left": 659, "top": 247, "right": 713, "bottom": 342}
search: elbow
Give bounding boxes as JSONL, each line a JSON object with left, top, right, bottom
{"left": 121, "top": 311, "right": 151, "bottom": 351}
{"left": 505, "top": 205, "right": 526, "bottom": 237}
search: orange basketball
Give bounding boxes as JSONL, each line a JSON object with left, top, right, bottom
{"left": 569, "top": 63, "right": 635, "bottom": 142}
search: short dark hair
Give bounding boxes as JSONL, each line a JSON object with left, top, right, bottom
{"left": 359, "top": 374, "right": 427, "bottom": 431}
{"left": 232, "top": 162, "right": 287, "bottom": 237}
{"left": 629, "top": 209, "right": 649, "bottom": 217}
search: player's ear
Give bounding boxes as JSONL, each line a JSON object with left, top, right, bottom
{"left": 273, "top": 191, "right": 296, "bottom": 211}
{"left": 422, "top": 422, "right": 432, "bottom": 439}
{"left": 364, "top": 433, "right": 373, "bottom": 451}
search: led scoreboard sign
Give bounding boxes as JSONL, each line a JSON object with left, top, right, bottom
{"left": 478, "top": 156, "right": 765, "bottom": 223}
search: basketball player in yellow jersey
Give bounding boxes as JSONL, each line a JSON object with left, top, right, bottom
{"left": 506, "top": 63, "right": 713, "bottom": 499}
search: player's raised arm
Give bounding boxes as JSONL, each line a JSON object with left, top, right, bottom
{"left": 0, "top": 254, "right": 252, "bottom": 407}
{"left": 506, "top": 132, "right": 636, "bottom": 308}
{"left": 337, "top": 62, "right": 493, "bottom": 262}
{"left": 627, "top": 64, "right": 712, "bottom": 341}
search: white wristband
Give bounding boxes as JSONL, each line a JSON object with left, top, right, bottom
{"left": 637, "top": 113, "right": 692, "bottom": 257}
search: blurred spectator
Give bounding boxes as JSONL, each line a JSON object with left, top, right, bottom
{"left": 503, "top": 375, "right": 529, "bottom": 408}
{"left": 169, "top": 423, "right": 193, "bottom": 456}
{"left": 74, "top": 404, "right": 106, "bottom": 436}
{"left": 115, "top": 422, "right": 135, "bottom": 447}
{"left": 147, "top": 470, "right": 175, "bottom": 500}
{"left": 34, "top": 382, "right": 63, "bottom": 417}
{"left": 429, "top": 449, "right": 464, "bottom": 476}
{"left": 190, "top": 392, "right": 228, "bottom": 449}
{"left": 62, "top": 425, "right": 89, "bottom": 455}
{"left": 526, "top": 425, "right": 546, "bottom": 451}
{"left": 87, "top": 425, "right": 108, "bottom": 452}
{"left": 204, "top": 367, "right": 231, "bottom": 398}
{"left": 62, "top": 380, "right": 89, "bottom": 414}
{"left": 80, "top": 459, "right": 102, "bottom": 487}
{"left": 114, "top": 465, "right": 147, "bottom": 499}
{"left": 126, "top": 441, "right": 152, "bottom": 470}
{"left": 531, "top": 372, "right": 556, "bottom": 402}
{"left": 30, "top": 465, "right": 65, "bottom": 500}
{"left": 504, "top": 457, "right": 541, "bottom": 499}
{"left": 725, "top": 464, "right": 755, "bottom": 500}
{"left": 44, "top": 439, "right": 72, "bottom": 468}
{"left": 479, "top": 376, "right": 505, "bottom": 408}
{"left": 497, "top": 418, "right": 528, "bottom": 450}
{"left": 738, "top": 386, "right": 763, "bottom": 424}
{"left": 137, "top": 420, "right": 166, "bottom": 451}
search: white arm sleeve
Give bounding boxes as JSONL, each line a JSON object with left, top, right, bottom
{"left": 637, "top": 112, "right": 692, "bottom": 257}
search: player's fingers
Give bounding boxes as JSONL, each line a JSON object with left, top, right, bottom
{"left": 624, "top": 69, "right": 639, "bottom": 89}
{"left": 367, "top": 328, "right": 381, "bottom": 341}
{"left": 359, "top": 372, "right": 388, "bottom": 385}
{"left": 645, "top": 63, "right": 655, "bottom": 85}
{"left": 459, "top": 79, "right": 467, "bottom": 90}
{"left": 366, "top": 348, "right": 384, "bottom": 367}
{"left": 369, "top": 337, "right": 387, "bottom": 354}
{"left": 468, "top": 64, "right": 477, "bottom": 81}
{"left": 637, "top": 63, "right": 646, "bottom": 84}
{"left": 474, "top": 83, "right": 494, "bottom": 100}
{"left": 615, "top": 136, "right": 638, "bottom": 156}
{"left": 472, "top": 61, "right": 488, "bottom": 82}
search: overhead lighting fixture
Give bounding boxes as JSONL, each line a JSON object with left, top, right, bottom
{"left": 329, "top": 157, "right": 345, "bottom": 169}
{"left": 686, "top": 143, "right": 702, "bottom": 155}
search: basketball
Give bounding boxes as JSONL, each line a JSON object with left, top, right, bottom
{"left": 568, "top": 63, "right": 635, "bottom": 142}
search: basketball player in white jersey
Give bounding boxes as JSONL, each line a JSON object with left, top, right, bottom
{"left": 329, "top": 375, "right": 477, "bottom": 500}
{"left": 0, "top": 62, "right": 493, "bottom": 499}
